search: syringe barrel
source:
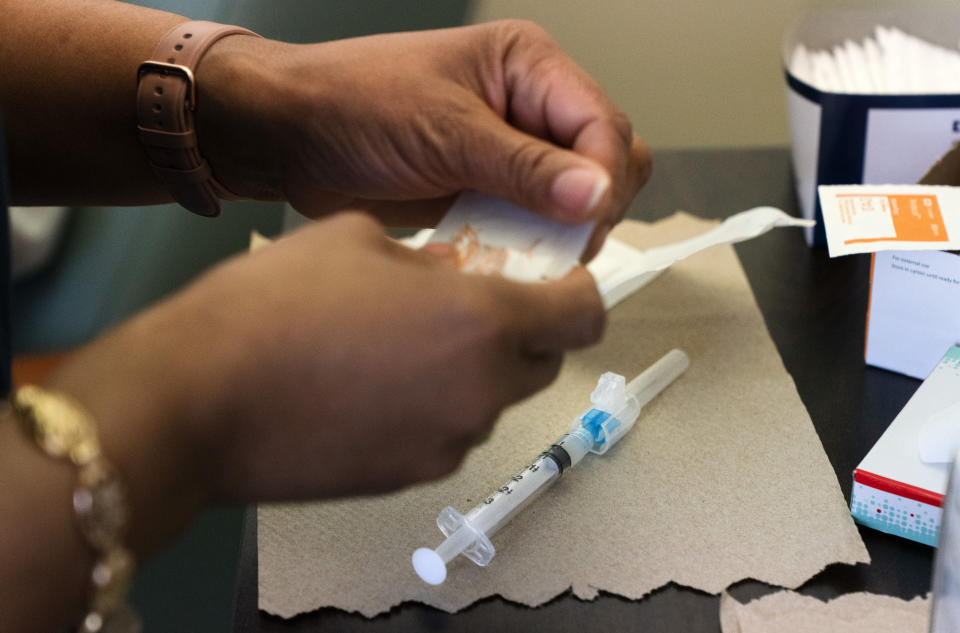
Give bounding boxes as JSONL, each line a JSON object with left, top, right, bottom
{"left": 416, "top": 352, "right": 690, "bottom": 584}
{"left": 555, "top": 427, "right": 593, "bottom": 468}
{"left": 627, "top": 349, "right": 690, "bottom": 409}
{"left": 465, "top": 452, "right": 561, "bottom": 537}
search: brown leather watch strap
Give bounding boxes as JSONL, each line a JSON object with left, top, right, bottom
{"left": 136, "top": 21, "right": 260, "bottom": 217}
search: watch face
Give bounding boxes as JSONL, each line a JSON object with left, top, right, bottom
{"left": 14, "top": 385, "right": 100, "bottom": 465}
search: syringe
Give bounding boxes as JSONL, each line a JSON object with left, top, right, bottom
{"left": 411, "top": 349, "right": 690, "bottom": 585}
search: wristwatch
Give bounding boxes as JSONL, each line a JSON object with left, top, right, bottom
{"left": 136, "top": 21, "right": 260, "bottom": 217}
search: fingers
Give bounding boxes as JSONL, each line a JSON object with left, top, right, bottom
{"left": 406, "top": 240, "right": 461, "bottom": 271}
{"left": 481, "top": 266, "right": 605, "bottom": 408}
{"left": 465, "top": 110, "right": 611, "bottom": 224}
{"left": 460, "top": 20, "right": 651, "bottom": 263}
{"left": 352, "top": 196, "right": 457, "bottom": 228}
{"left": 481, "top": 266, "right": 604, "bottom": 363}
{"left": 570, "top": 134, "right": 651, "bottom": 261}
{"left": 582, "top": 223, "right": 612, "bottom": 264}
{"left": 498, "top": 351, "right": 565, "bottom": 414}
{"left": 510, "top": 266, "right": 606, "bottom": 355}
{"left": 416, "top": 241, "right": 456, "bottom": 261}
{"left": 581, "top": 134, "right": 652, "bottom": 261}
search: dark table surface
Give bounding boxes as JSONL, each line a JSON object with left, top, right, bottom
{"left": 231, "top": 147, "right": 932, "bottom": 633}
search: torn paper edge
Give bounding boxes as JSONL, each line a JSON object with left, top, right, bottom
{"left": 720, "top": 589, "right": 930, "bottom": 633}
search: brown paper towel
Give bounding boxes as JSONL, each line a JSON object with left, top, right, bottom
{"left": 258, "top": 212, "right": 869, "bottom": 618}
{"left": 720, "top": 590, "right": 929, "bottom": 633}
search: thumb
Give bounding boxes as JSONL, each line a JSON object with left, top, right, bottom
{"left": 466, "top": 112, "right": 611, "bottom": 224}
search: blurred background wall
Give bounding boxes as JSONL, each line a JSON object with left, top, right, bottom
{"left": 468, "top": 0, "right": 960, "bottom": 148}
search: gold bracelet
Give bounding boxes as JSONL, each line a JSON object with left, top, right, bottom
{"left": 11, "top": 385, "right": 140, "bottom": 633}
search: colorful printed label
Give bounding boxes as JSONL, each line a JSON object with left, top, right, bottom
{"left": 851, "top": 480, "right": 941, "bottom": 547}
{"left": 820, "top": 184, "right": 960, "bottom": 257}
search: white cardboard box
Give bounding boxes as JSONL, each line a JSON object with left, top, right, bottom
{"left": 851, "top": 345, "right": 960, "bottom": 546}
{"left": 861, "top": 144, "right": 960, "bottom": 379}
{"left": 866, "top": 250, "right": 960, "bottom": 379}
{"left": 783, "top": 9, "right": 960, "bottom": 247}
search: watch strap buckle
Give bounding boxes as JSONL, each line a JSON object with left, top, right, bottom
{"left": 137, "top": 61, "right": 196, "bottom": 110}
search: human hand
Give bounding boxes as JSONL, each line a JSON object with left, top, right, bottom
{"left": 196, "top": 20, "right": 652, "bottom": 259}
{"left": 48, "top": 213, "right": 604, "bottom": 514}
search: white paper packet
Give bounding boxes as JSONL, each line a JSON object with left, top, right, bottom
{"left": 819, "top": 184, "right": 960, "bottom": 257}
{"left": 425, "top": 191, "right": 594, "bottom": 281}
{"left": 408, "top": 200, "right": 813, "bottom": 309}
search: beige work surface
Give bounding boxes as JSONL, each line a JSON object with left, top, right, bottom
{"left": 258, "top": 212, "right": 869, "bottom": 618}
{"left": 720, "top": 590, "right": 930, "bottom": 633}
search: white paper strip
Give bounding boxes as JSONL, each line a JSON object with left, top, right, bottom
{"left": 589, "top": 207, "right": 813, "bottom": 309}
{"left": 408, "top": 203, "right": 813, "bottom": 310}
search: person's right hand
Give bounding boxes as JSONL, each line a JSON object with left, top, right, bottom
{"left": 45, "top": 212, "right": 604, "bottom": 552}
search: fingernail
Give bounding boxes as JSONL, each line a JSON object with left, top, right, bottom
{"left": 551, "top": 168, "right": 610, "bottom": 219}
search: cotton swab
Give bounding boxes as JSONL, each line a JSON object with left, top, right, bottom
{"left": 791, "top": 25, "right": 960, "bottom": 94}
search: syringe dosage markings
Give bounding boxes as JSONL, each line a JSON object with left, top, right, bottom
{"left": 484, "top": 461, "right": 546, "bottom": 505}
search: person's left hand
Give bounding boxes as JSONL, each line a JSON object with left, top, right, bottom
{"left": 196, "top": 20, "right": 652, "bottom": 260}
